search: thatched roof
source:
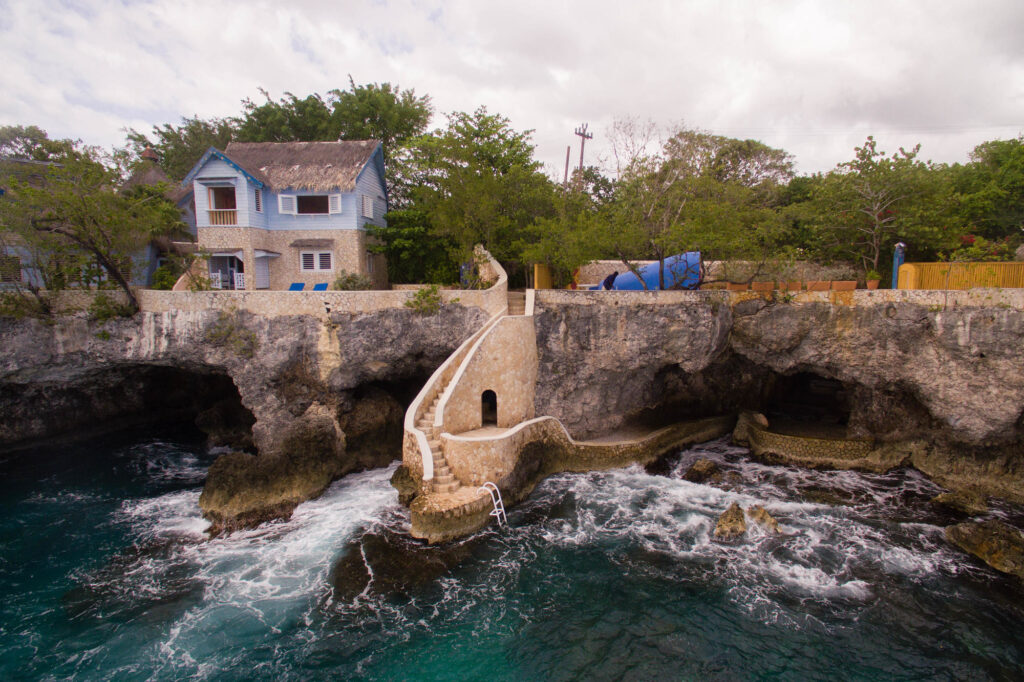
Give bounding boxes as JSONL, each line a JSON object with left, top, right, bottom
{"left": 224, "top": 140, "right": 379, "bottom": 192}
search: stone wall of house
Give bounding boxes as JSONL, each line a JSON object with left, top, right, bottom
{"left": 199, "top": 226, "right": 369, "bottom": 290}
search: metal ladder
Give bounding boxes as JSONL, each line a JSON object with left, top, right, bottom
{"left": 479, "top": 482, "right": 507, "bottom": 527}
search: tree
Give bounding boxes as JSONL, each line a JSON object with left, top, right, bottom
{"left": 596, "top": 124, "right": 793, "bottom": 289}
{"left": 811, "top": 136, "right": 955, "bottom": 273}
{"left": 390, "top": 107, "right": 556, "bottom": 280}
{"left": 1, "top": 142, "right": 185, "bottom": 312}
{"left": 953, "top": 136, "right": 1024, "bottom": 241}
{"left": 366, "top": 208, "right": 459, "bottom": 284}
{"left": 0, "top": 125, "right": 78, "bottom": 161}
{"left": 126, "top": 116, "right": 236, "bottom": 181}
{"left": 235, "top": 89, "right": 335, "bottom": 143}
{"left": 329, "top": 78, "right": 432, "bottom": 155}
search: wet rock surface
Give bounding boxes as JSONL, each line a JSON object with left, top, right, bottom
{"left": 534, "top": 297, "right": 1024, "bottom": 503}
{"left": 747, "top": 505, "right": 781, "bottom": 533}
{"left": 945, "top": 520, "right": 1024, "bottom": 579}
{"left": 1, "top": 304, "right": 487, "bottom": 531}
{"left": 683, "top": 458, "right": 720, "bottom": 484}
{"left": 931, "top": 490, "right": 989, "bottom": 516}
{"left": 713, "top": 502, "right": 747, "bottom": 540}
{"left": 331, "top": 525, "right": 483, "bottom": 602}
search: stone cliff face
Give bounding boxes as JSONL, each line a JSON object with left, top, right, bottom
{"left": 0, "top": 303, "right": 488, "bottom": 532}
{"left": 534, "top": 293, "right": 1024, "bottom": 501}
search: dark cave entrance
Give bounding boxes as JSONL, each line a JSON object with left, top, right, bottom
{"left": 0, "top": 365, "right": 256, "bottom": 454}
{"left": 760, "top": 372, "right": 852, "bottom": 436}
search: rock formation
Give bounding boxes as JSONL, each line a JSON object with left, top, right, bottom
{"left": 1, "top": 303, "right": 487, "bottom": 533}
{"left": 945, "top": 520, "right": 1024, "bottom": 579}
{"left": 533, "top": 292, "right": 1024, "bottom": 503}
{"left": 714, "top": 503, "right": 747, "bottom": 540}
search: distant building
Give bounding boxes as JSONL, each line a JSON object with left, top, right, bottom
{"left": 182, "top": 140, "right": 389, "bottom": 290}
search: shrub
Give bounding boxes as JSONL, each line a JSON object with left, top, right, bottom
{"left": 151, "top": 264, "right": 181, "bottom": 290}
{"left": 88, "top": 292, "right": 135, "bottom": 322}
{"left": 865, "top": 270, "right": 881, "bottom": 281}
{"left": 404, "top": 284, "right": 443, "bottom": 315}
{"left": 332, "top": 270, "right": 374, "bottom": 290}
{"left": 204, "top": 309, "right": 258, "bottom": 358}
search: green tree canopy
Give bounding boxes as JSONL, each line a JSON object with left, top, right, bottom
{"left": 1, "top": 139, "right": 185, "bottom": 312}
{"left": 810, "top": 136, "right": 956, "bottom": 273}
{"left": 953, "top": 136, "right": 1024, "bottom": 241}
{"left": 389, "top": 107, "right": 556, "bottom": 279}
{"left": 126, "top": 115, "right": 235, "bottom": 182}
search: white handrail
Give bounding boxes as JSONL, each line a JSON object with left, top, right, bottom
{"left": 479, "top": 482, "right": 507, "bottom": 527}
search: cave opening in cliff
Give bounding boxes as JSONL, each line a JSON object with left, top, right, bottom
{"left": 760, "top": 372, "right": 852, "bottom": 436}
{"left": 0, "top": 365, "right": 255, "bottom": 454}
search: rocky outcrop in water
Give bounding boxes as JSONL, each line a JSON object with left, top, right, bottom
{"left": 1, "top": 303, "right": 488, "bottom": 532}
{"left": 534, "top": 294, "right": 1024, "bottom": 503}
{"left": 945, "top": 520, "right": 1024, "bottom": 579}
{"left": 714, "top": 503, "right": 747, "bottom": 540}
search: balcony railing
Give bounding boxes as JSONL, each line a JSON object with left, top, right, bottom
{"left": 208, "top": 209, "right": 238, "bottom": 226}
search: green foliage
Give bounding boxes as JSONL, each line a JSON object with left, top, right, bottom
{"left": 88, "top": 292, "right": 135, "bottom": 322}
{"left": 0, "top": 290, "right": 52, "bottom": 319}
{"left": 390, "top": 107, "right": 557, "bottom": 282}
{"left": 328, "top": 78, "right": 432, "bottom": 155}
{"left": 151, "top": 264, "right": 180, "bottom": 290}
{"left": 404, "top": 284, "right": 444, "bottom": 315}
{"left": 0, "top": 125, "right": 78, "bottom": 161}
{"left": 332, "top": 270, "right": 374, "bottom": 290}
{"left": 204, "top": 309, "right": 258, "bottom": 358}
{"left": 1, "top": 133, "right": 186, "bottom": 311}
{"left": 865, "top": 269, "right": 882, "bottom": 280}
{"left": 807, "top": 136, "right": 957, "bottom": 272}
{"left": 941, "top": 235, "right": 1015, "bottom": 262}
{"left": 94, "top": 330, "right": 111, "bottom": 341}
{"left": 953, "top": 137, "right": 1024, "bottom": 240}
{"left": 367, "top": 208, "right": 459, "bottom": 284}
{"left": 126, "top": 116, "right": 235, "bottom": 182}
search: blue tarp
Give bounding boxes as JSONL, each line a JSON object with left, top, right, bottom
{"left": 590, "top": 252, "right": 702, "bottom": 290}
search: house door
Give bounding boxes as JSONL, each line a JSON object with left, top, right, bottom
{"left": 210, "top": 255, "right": 245, "bottom": 290}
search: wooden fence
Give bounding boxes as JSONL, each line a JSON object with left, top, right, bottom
{"left": 897, "top": 262, "right": 1024, "bottom": 290}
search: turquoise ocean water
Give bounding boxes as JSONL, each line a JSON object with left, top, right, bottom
{"left": 2, "top": 430, "right": 1023, "bottom": 680}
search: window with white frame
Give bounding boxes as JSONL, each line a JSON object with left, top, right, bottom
{"left": 279, "top": 194, "right": 342, "bottom": 215}
{"left": 300, "top": 250, "right": 333, "bottom": 272}
{"left": 361, "top": 194, "right": 374, "bottom": 218}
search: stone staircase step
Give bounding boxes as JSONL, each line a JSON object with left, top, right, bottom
{"left": 428, "top": 439, "right": 441, "bottom": 450}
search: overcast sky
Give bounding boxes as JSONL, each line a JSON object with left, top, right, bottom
{"left": 2, "top": 0, "right": 1022, "bottom": 177}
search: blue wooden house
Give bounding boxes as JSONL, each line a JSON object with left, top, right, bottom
{"left": 182, "top": 140, "right": 388, "bottom": 290}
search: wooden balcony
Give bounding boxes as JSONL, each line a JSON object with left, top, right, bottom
{"left": 208, "top": 209, "right": 238, "bottom": 226}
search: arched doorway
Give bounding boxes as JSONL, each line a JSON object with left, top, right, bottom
{"left": 481, "top": 390, "right": 497, "bottom": 426}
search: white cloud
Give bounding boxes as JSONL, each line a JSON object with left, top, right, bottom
{"left": 0, "top": 0, "right": 1021, "bottom": 175}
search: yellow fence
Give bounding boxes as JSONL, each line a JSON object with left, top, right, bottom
{"left": 898, "top": 262, "right": 1024, "bottom": 290}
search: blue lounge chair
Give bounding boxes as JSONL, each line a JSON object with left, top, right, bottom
{"left": 312, "top": 282, "right": 328, "bottom": 291}
{"left": 288, "top": 283, "right": 305, "bottom": 291}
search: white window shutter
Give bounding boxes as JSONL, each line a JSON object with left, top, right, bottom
{"left": 361, "top": 194, "right": 374, "bottom": 218}
{"left": 318, "top": 252, "right": 333, "bottom": 270}
{"left": 279, "top": 195, "right": 296, "bottom": 215}
{"left": 301, "top": 252, "right": 315, "bottom": 270}
{"left": 329, "top": 194, "right": 342, "bottom": 214}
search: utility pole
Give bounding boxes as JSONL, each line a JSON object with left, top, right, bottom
{"left": 574, "top": 123, "right": 593, "bottom": 174}
{"left": 563, "top": 145, "right": 571, "bottom": 188}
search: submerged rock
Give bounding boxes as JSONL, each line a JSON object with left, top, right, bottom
{"left": 746, "top": 505, "right": 781, "bottom": 534}
{"left": 931, "top": 490, "right": 988, "bottom": 516}
{"left": 713, "top": 503, "right": 747, "bottom": 540}
{"left": 331, "top": 525, "right": 480, "bottom": 601}
{"left": 683, "top": 458, "right": 720, "bottom": 484}
{"left": 945, "top": 520, "right": 1024, "bottom": 579}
